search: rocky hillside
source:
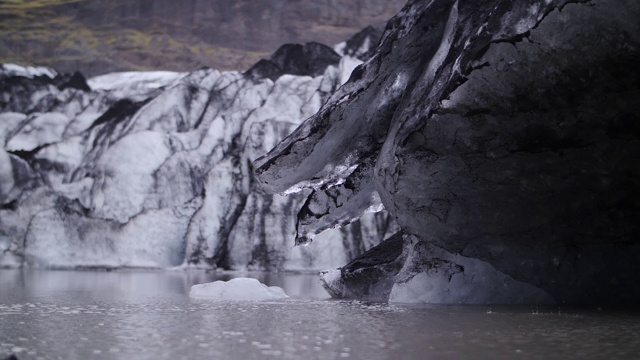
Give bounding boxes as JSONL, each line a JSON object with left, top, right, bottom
{"left": 0, "top": 0, "right": 405, "bottom": 77}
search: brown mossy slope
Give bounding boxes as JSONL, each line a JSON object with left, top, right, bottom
{"left": 0, "top": 0, "right": 405, "bottom": 77}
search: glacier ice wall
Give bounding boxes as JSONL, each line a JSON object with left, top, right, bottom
{"left": 255, "top": 0, "right": 640, "bottom": 304}
{"left": 0, "top": 34, "right": 397, "bottom": 270}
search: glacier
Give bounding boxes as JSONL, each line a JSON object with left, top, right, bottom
{"left": 0, "top": 29, "right": 397, "bottom": 271}
{"left": 255, "top": 0, "right": 640, "bottom": 304}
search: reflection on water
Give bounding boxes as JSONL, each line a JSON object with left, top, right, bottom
{"left": 1, "top": 269, "right": 639, "bottom": 360}
{"left": 0, "top": 269, "right": 329, "bottom": 304}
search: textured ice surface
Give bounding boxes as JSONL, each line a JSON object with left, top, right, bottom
{"left": 6, "top": 112, "right": 70, "bottom": 152}
{"left": 87, "top": 71, "right": 186, "bottom": 100}
{"left": 189, "top": 277, "right": 289, "bottom": 301}
{"left": 0, "top": 34, "right": 391, "bottom": 270}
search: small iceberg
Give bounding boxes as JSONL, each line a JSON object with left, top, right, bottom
{"left": 189, "top": 277, "right": 289, "bottom": 301}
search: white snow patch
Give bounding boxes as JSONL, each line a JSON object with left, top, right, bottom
{"left": 88, "top": 71, "right": 185, "bottom": 91}
{"left": 1, "top": 63, "right": 57, "bottom": 79}
{"left": 87, "top": 71, "right": 187, "bottom": 100}
{"left": 189, "top": 278, "right": 289, "bottom": 301}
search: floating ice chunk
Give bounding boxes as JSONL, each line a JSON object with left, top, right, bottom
{"left": 189, "top": 278, "right": 289, "bottom": 301}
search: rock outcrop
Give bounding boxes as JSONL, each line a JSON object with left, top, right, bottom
{"left": 245, "top": 42, "right": 342, "bottom": 82}
{"left": 255, "top": 0, "right": 640, "bottom": 304}
{"left": 0, "top": 36, "right": 396, "bottom": 270}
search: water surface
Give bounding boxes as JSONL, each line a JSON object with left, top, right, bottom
{"left": 0, "top": 269, "right": 638, "bottom": 359}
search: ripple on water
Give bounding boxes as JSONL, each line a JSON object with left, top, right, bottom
{"left": 1, "top": 271, "right": 640, "bottom": 360}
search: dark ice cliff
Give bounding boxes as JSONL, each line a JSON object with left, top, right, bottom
{"left": 254, "top": 0, "right": 640, "bottom": 305}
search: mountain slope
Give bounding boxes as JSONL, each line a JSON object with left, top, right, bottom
{"left": 0, "top": 0, "right": 405, "bottom": 77}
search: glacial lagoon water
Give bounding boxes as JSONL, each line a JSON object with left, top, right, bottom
{"left": 1, "top": 270, "right": 639, "bottom": 360}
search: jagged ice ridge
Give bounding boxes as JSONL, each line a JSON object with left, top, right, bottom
{"left": 0, "top": 30, "right": 397, "bottom": 271}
